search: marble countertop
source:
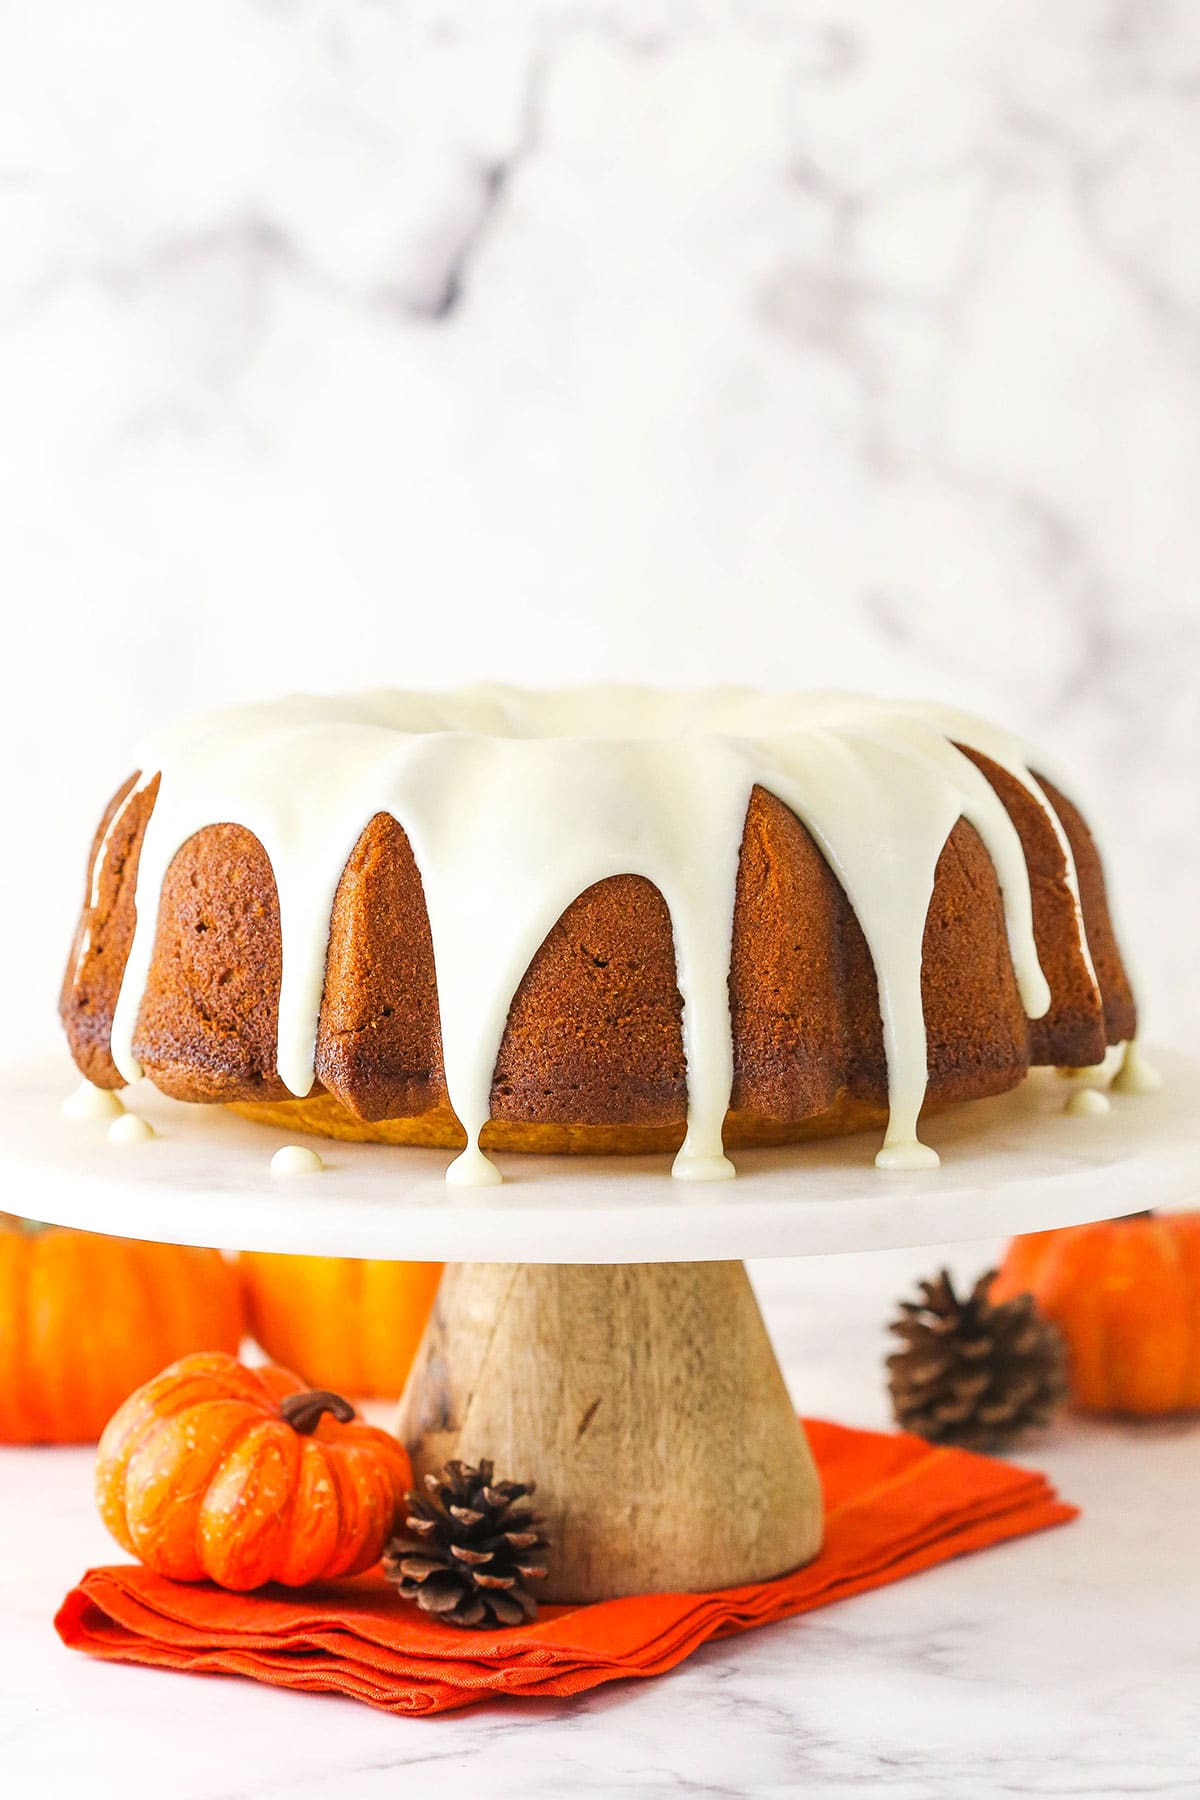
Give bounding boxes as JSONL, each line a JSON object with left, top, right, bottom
{"left": 3, "top": 1240, "right": 1195, "bottom": 1799}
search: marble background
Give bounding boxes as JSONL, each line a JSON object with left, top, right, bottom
{"left": 3, "top": 0, "right": 1198, "bottom": 1041}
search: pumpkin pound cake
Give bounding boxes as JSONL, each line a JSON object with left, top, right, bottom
{"left": 61, "top": 688, "right": 1140, "bottom": 1186}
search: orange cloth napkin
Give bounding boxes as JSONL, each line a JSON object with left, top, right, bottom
{"left": 56, "top": 1419, "right": 1075, "bottom": 1717}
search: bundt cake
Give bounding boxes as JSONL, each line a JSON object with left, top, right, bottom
{"left": 60, "top": 687, "right": 1143, "bottom": 1185}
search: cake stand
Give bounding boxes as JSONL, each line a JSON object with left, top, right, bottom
{"left": 6, "top": 1051, "right": 1198, "bottom": 1603}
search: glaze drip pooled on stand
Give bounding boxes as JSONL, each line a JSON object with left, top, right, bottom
{"left": 60, "top": 687, "right": 1148, "bottom": 1185}
{"left": 61, "top": 1081, "right": 124, "bottom": 1123}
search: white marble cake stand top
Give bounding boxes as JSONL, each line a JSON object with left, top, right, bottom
{"left": 3, "top": 1052, "right": 1196, "bottom": 1262}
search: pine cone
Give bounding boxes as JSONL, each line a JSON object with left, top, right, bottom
{"left": 383, "top": 1459, "right": 550, "bottom": 1629}
{"left": 887, "top": 1268, "right": 1067, "bottom": 1451}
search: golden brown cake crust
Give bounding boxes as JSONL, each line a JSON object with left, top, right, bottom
{"left": 960, "top": 749, "right": 1109, "bottom": 1069}
{"left": 227, "top": 1088, "right": 895, "bottom": 1154}
{"left": 60, "top": 773, "right": 158, "bottom": 1090}
{"left": 1037, "top": 775, "right": 1137, "bottom": 1047}
{"left": 60, "top": 763, "right": 1135, "bottom": 1152}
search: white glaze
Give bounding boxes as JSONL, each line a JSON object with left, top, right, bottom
{"left": 1064, "top": 1087, "right": 1111, "bottom": 1118}
{"left": 1113, "top": 1041, "right": 1164, "bottom": 1095}
{"left": 875, "top": 1138, "right": 942, "bottom": 1172}
{"left": 270, "top": 1144, "right": 325, "bottom": 1176}
{"left": 61, "top": 1080, "right": 124, "bottom": 1122}
{"left": 96, "top": 686, "right": 1124, "bottom": 1185}
{"left": 107, "top": 1111, "right": 155, "bottom": 1144}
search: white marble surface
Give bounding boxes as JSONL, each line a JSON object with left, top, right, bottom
{"left": 2, "top": 1241, "right": 1197, "bottom": 1799}
{"left": 1, "top": 0, "right": 1198, "bottom": 1052}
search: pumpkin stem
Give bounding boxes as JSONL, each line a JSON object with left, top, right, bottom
{"left": 279, "top": 1389, "right": 357, "bottom": 1435}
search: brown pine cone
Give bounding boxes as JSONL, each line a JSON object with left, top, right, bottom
{"left": 383, "top": 1458, "right": 550, "bottom": 1629}
{"left": 887, "top": 1267, "right": 1067, "bottom": 1451}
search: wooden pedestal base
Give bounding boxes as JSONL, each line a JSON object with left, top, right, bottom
{"left": 396, "top": 1261, "right": 823, "bottom": 1604}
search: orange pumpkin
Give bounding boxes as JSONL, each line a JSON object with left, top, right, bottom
{"left": 993, "top": 1212, "right": 1200, "bottom": 1415}
{"left": 241, "top": 1254, "right": 442, "bottom": 1398}
{"left": 96, "top": 1351, "right": 411, "bottom": 1589}
{"left": 0, "top": 1217, "right": 243, "bottom": 1443}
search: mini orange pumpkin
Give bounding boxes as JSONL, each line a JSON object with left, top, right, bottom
{"left": 96, "top": 1351, "right": 412, "bottom": 1589}
{"left": 993, "top": 1212, "right": 1200, "bottom": 1415}
{"left": 0, "top": 1217, "right": 243, "bottom": 1444}
{"left": 241, "top": 1254, "right": 442, "bottom": 1398}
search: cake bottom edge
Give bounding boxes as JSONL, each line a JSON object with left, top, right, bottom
{"left": 227, "top": 1089, "right": 925, "bottom": 1154}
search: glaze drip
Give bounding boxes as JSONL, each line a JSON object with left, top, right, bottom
{"left": 1065, "top": 1087, "right": 1112, "bottom": 1117}
{"left": 1113, "top": 1041, "right": 1163, "bottom": 1095}
{"left": 270, "top": 1144, "right": 325, "bottom": 1176}
{"left": 99, "top": 687, "right": 1116, "bottom": 1185}
{"left": 62, "top": 1080, "right": 125, "bottom": 1122}
{"left": 108, "top": 1111, "right": 155, "bottom": 1144}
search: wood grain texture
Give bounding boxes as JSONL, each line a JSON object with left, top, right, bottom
{"left": 396, "top": 1260, "right": 823, "bottom": 1602}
